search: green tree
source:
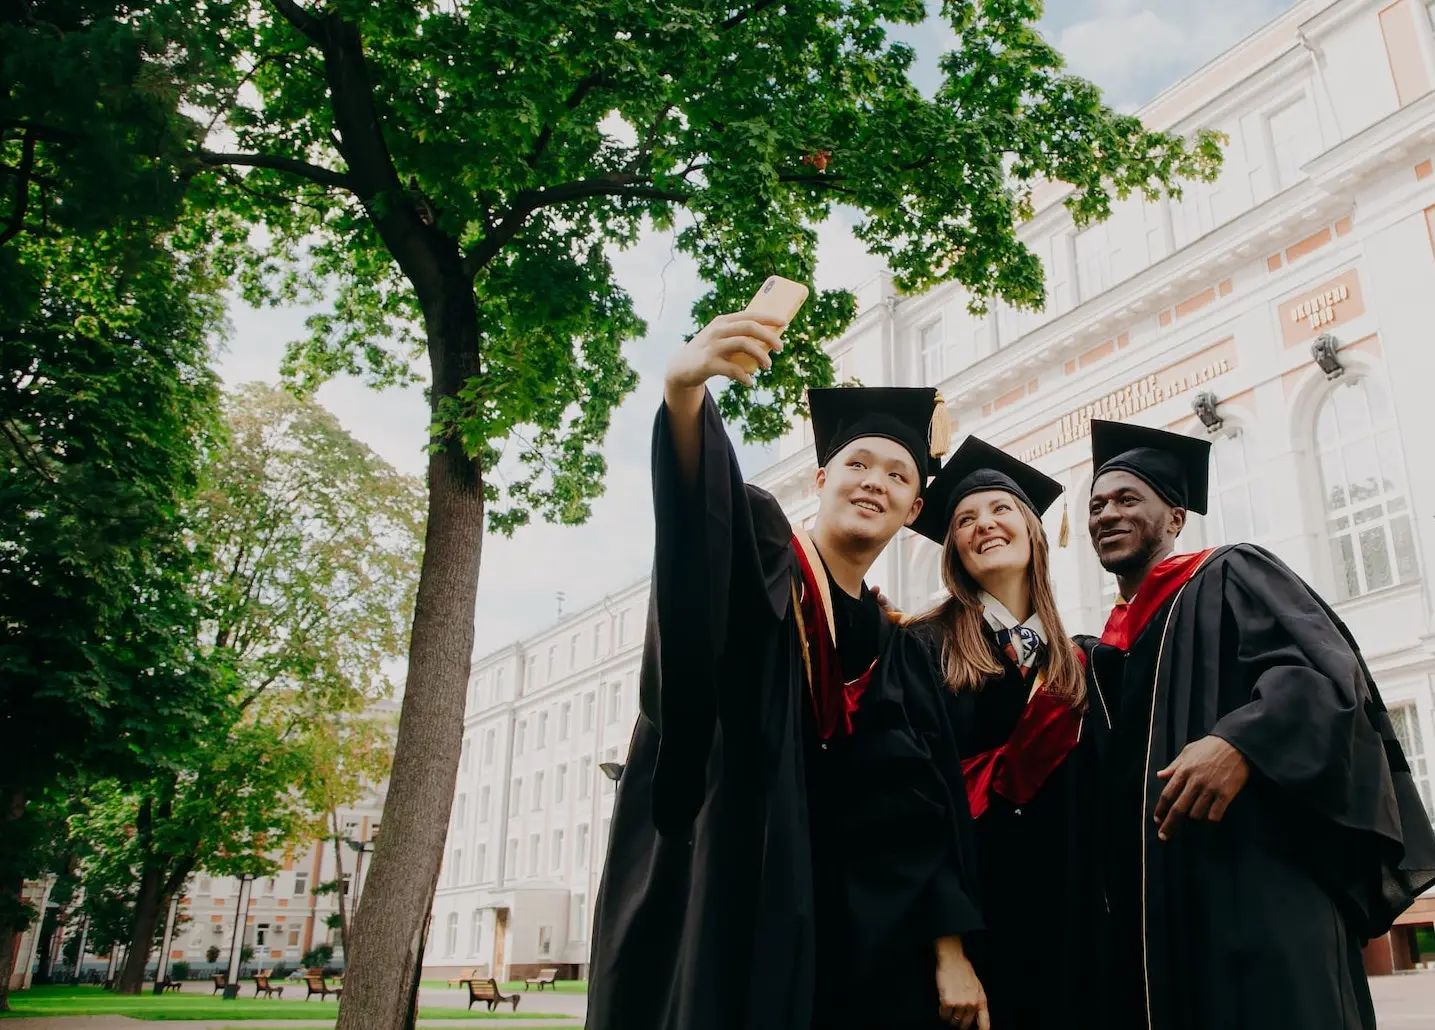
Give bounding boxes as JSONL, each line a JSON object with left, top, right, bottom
{"left": 159, "top": 2, "right": 1220, "bottom": 1024}
{"left": 91, "top": 384, "right": 421, "bottom": 994}
{"left": 0, "top": 3, "right": 235, "bottom": 1008}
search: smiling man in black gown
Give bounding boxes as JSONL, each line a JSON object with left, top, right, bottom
{"left": 586, "top": 310, "right": 986, "bottom": 1030}
{"left": 1080, "top": 418, "right": 1435, "bottom": 1030}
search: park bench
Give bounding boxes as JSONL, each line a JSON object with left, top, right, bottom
{"left": 466, "top": 978, "right": 520, "bottom": 1012}
{"left": 157, "top": 979, "right": 182, "bottom": 992}
{"left": 303, "top": 971, "right": 342, "bottom": 1000}
{"left": 447, "top": 966, "right": 481, "bottom": 987}
{"left": 210, "top": 973, "right": 228, "bottom": 995}
{"left": 253, "top": 973, "right": 284, "bottom": 998}
{"left": 524, "top": 967, "right": 559, "bottom": 991}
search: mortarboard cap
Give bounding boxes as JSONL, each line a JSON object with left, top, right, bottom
{"left": 1090, "top": 419, "right": 1211, "bottom": 515}
{"left": 809, "top": 386, "right": 951, "bottom": 483}
{"left": 911, "top": 435, "right": 1063, "bottom": 544}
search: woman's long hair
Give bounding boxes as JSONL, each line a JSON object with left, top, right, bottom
{"left": 913, "top": 502, "right": 1085, "bottom": 708}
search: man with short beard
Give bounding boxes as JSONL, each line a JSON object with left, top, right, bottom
{"left": 1080, "top": 419, "right": 1435, "bottom": 1030}
{"left": 587, "top": 311, "right": 987, "bottom": 1030}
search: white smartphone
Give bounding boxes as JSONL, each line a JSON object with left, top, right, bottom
{"left": 732, "top": 275, "right": 809, "bottom": 374}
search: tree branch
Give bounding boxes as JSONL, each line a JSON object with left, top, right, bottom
{"left": 0, "top": 131, "right": 37, "bottom": 247}
{"left": 267, "top": 0, "right": 326, "bottom": 43}
{"left": 527, "top": 73, "right": 606, "bottom": 171}
{"left": 463, "top": 174, "right": 691, "bottom": 276}
{"left": 199, "top": 150, "right": 352, "bottom": 191}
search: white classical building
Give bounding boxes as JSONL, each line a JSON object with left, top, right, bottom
{"left": 431, "top": 0, "right": 1435, "bottom": 980}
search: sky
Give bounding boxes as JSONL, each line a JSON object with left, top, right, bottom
{"left": 215, "top": 0, "right": 1296, "bottom": 659}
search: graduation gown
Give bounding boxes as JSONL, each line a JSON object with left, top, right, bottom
{"left": 1080, "top": 543, "right": 1435, "bottom": 1030}
{"left": 586, "top": 393, "right": 980, "bottom": 1030}
{"left": 914, "top": 622, "right": 1108, "bottom": 1030}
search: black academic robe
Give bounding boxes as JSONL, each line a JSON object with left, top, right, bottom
{"left": 586, "top": 394, "right": 980, "bottom": 1030}
{"left": 1080, "top": 543, "right": 1435, "bottom": 1030}
{"left": 914, "top": 622, "right": 1108, "bottom": 1030}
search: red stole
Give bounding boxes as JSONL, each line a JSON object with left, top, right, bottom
{"left": 1099, "top": 549, "right": 1215, "bottom": 652}
{"left": 960, "top": 655, "right": 1085, "bottom": 819}
{"left": 790, "top": 533, "right": 874, "bottom": 741}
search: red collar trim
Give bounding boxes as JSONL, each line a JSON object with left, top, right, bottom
{"left": 1099, "top": 549, "right": 1215, "bottom": 652}
{"left": 791, "top": 535, "right": 873, "bottom": 741}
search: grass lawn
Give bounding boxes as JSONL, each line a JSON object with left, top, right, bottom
{"left": 0, "top": 985, "right": 568, "bottom": 1020}
{"left": 421, "top": 980, "right": 587, "bottom": 996}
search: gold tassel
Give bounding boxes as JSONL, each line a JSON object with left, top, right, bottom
{"left": 1057, "top": 502, "right": 1070, "bottom": 549}
{"left": 929, "top": 393, "right": 953, "bottom": 459}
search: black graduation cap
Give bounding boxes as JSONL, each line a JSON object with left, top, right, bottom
{"left": 1090, "top": 419, "right": 1211, "bottom": 515}
{"left": 808, "top": 386, "right": 950, "bottom": 482}
{"left": 910, "top": 435, "right": 1063, "bottom": 544}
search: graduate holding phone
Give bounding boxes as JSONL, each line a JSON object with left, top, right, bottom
{"left": 587, "top": 279, "right": 987, "bottom": 1030}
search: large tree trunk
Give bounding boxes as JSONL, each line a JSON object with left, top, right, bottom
{"left": 336, "top": 278, "right": 484, "bottom": 1030}
{"left": 116, "top": 862, "right": 165, "bottom": 994}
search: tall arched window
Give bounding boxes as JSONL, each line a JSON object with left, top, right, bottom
{"left": 444, "top": 912, "right": 458, "bottom": 957}
{"left": 1314, "top": 377, "right": 1418, "bottom": 600}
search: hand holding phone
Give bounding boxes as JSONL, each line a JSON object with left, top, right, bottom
{"left": 730, "top": 276, "right": 809, "bottom": 374}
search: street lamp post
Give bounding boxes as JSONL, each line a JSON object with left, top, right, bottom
{"left": 221, "top": 875, "right": 255, "bottom": 1001}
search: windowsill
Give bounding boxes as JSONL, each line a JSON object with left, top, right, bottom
{"left": 1330, "top": 579, "right": 1423, "bottom": 615}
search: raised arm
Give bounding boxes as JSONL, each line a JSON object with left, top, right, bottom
{"left": 662, "top": 312, "right": 786, "bottom": 488}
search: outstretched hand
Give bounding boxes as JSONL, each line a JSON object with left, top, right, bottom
{"left": 664, "top": 312, "right": 786, "bottom": 393}
{"left": 1153, "top": 735, "right": 1250, "bottom": 841}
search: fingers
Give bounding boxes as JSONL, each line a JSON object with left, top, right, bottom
{"left": 1207, "top": 792, "right": 1233, "bottom": 823}
{"left": 1151, "top": 767, "right": 1183, "bottom": 823}
{"left": 977, "top": 1001, "right": 991, "bottom": 1030}
{"left": 713, "top": 315, "right": 787, "bottom": 351}
{"left": 1187, "top": 786, "right": 1216, "bottom": 823}
{"left": 1156, "top": 777, "right": 1196, "bottom": 841}
{"left": 712, "top": 360, "right": 756, "bottom": 387}
{"left": 716, "top": 335, "right": 775, "bottom": 370}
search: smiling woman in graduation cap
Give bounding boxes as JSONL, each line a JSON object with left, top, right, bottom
{"left": 1081, "top": 419, "right": 1435, "bottom": 1030}
{"left": 587, "top": 309, "right": 986, "bottom": 1030}
{"left": 907, "top": 436, "right": 1109, "bottom": 1030}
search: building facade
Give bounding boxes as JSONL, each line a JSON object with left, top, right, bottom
{"left": 433, "top": 0, "right": 1435, "bottom": 979}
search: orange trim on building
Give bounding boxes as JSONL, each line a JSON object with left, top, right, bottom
{"left": 1078, "top": 340, "right": 1115, "bottom": 368}
{"left": 994, "top": 383, "right": 1028, "bottom": 411}
{"left": 1286, "top": 227, "right": 1333, "bottom": 263}
{"left": 1158, "top": 310, "right": 1172, "bottom": 328}
{"left": 1267, "top": 253, "right": 1283, "bottom": 273}
{"left": 1417, "top": 160, "right": 1434, "bottom": 181}
{"left": 1174, "top": 287, "right": 1216, "bottom": 320}
{"left": 1380, "top": 0, "right": 1432, "bottom": 107}
{"left": 1334, "top": 216, "right": 1353, "bottom": 237}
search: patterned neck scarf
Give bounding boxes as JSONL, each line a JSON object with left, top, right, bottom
{"left": 980, "top": 591, "right": 1047, "bottom": 678}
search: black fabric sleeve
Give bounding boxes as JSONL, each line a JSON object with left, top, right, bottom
{"left": 1207, "top": 544, "right": 1435, "bottom": 936}
{"left": 646, "top": 391, "right": 791, "bottom": 837}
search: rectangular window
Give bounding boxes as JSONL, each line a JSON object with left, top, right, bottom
{"left": 547, "top": 645, "right": 557, "bottom": 677}
{"left": 577, "top": 824, "right": 590, "bottom": 866}
{"left": 593, "top": 623, "right": 604, "bottom": 658}
{"left": 583, "top": 693, "right": 596, "bottom": 732}
{"left": 480, "top": 786, "right": 491, "bottom": 822}
{"left": 580, "top": 757, "right": 593, "bottom": 800}
{"left": 919, "top": 320, "right": 944, "bottom": 382}
{"left": 608, "top": 682, "right": 622, "bottom": 724}
{"left": 511, "top": 777, "right": 522, "bottom": 810}
{"left": 572, "top": 894, "right": 588, "bottom": 941}
{"left": 288, "top": 929, "right": 300, "bottom": 947}
{"left": 1267, "top": 97, "right": 1319, "bottom": 192}
{"left": 538, "top": 925, "right": 553, "bottom": 957}
{"left": 533, "top": 771, "right": 545, "bottom": 811}
{"left": 476, "top": 844, "right": 487, "bottom": 881}
{"left": 525, "top": 654, "right": 537, "bottom": 688}
{"left": 1390, "top": 704, "right": 1433, "bottom": 821}
{"left": 293, "top": 871, "right": 309, "bottom": 896}
{"left": 537, "top": 711, "right": 548, "bottom": 749}
{"left": 255, "top": 924, "right": 269, "bottom": 947}
{"left": 552, "top": 830, "right": 564, "bottom": 871}
{"left": 516, "top": 720, "right": 526, "bottom": 756}
{"left": 507, "top": 838, "right": 518, "bottom": 873}
{"left": 560, "top": 702, "right": 572, "bottom": 740}
{"left": 570, "top": 633, "right": 580, "bottom": 668}
{"left": 450, "top": 849, "right": 462, "bottom": 887}
{"left": 494, "top": 666, "right": 506, "bottom": 700}
{"left": 556, "top": 763, "right": 567, "bottom": 803}
{"left": 484, "top": 729, "right": 496, "bottom": 765}
{"left": 454, "top": 795, "right": 467, "bottom": 830}
{"left": 528, "top": 833, "right": 541, "bottom": 876}
{"left": 618, "top": 610, "right": 630, "bottom": 646}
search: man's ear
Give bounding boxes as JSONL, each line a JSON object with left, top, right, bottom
{"left": 1169, "top": 506, "right": 1187, "bottom": 538}
{"left": 904, "top": 494, "right": 924, "bottom": 527}
{"left": 815, "top": 466, "right": 827, "bottom": 493}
